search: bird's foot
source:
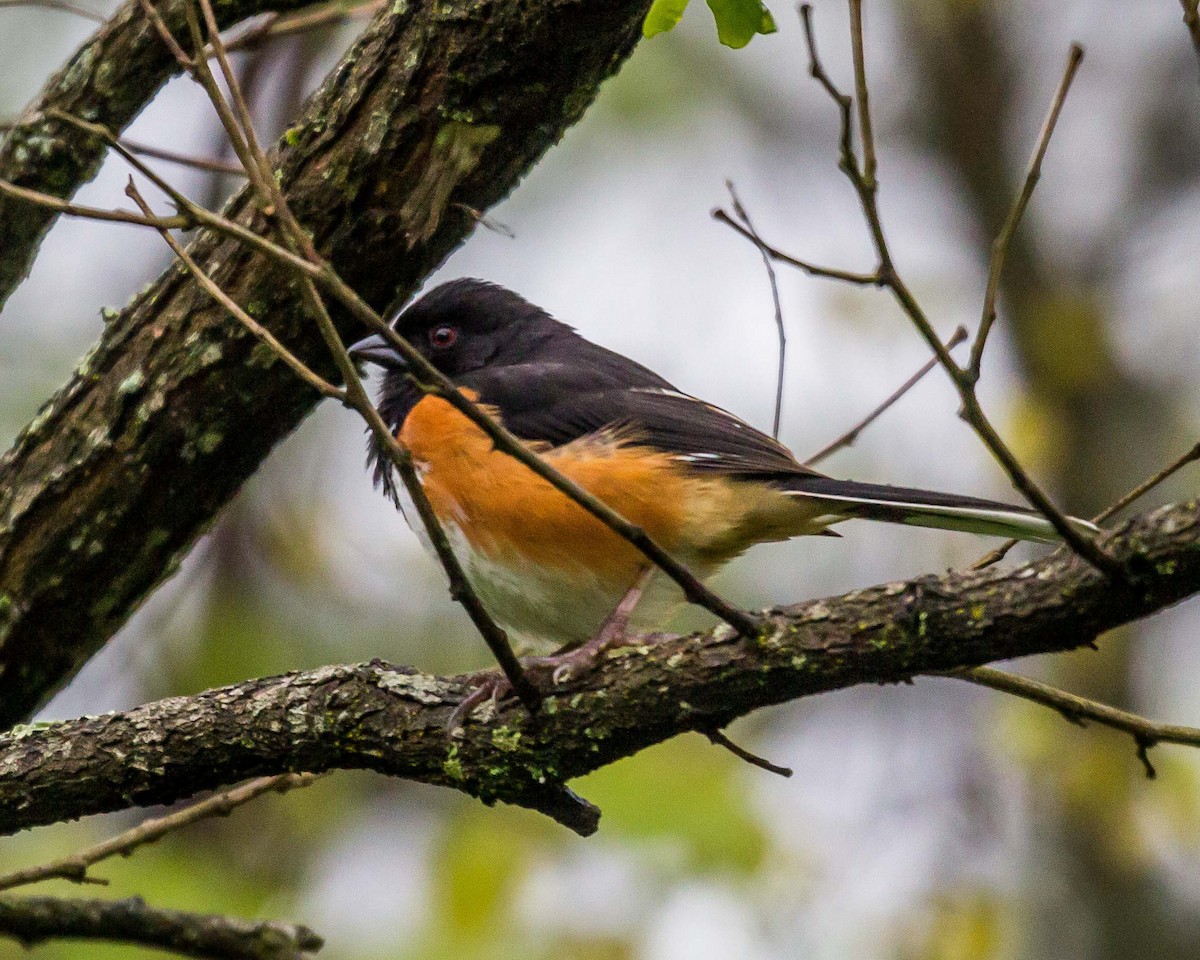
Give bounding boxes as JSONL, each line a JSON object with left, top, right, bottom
{"left": 448, "top": 670, "right": 513, "bottom": 735}
{"left": 448, "top": 629, "right": 680, "bottom": 735}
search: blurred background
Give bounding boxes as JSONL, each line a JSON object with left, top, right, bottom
{"left": 3, "top": 0, "right": 1200, "bottom": 956}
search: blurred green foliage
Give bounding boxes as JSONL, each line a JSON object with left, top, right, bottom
{"left": 643, "top": 0, "right": 777, "bottom": 48}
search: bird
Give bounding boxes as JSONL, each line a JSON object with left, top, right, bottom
{"left": 350, "top": 278, "right": 1094, "bottom": 675}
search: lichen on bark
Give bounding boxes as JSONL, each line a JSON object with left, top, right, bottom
{"left": 0, "top": 0, "right": 654, "bottom": 728}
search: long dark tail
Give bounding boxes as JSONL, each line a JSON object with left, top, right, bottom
{"left": 783, "top": 477, "right": 1098, "bottom": 543}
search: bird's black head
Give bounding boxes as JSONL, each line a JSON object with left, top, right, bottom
{"left": 350, "top": 278, "right": 569, "bottom": 502}
{"left": 349, "top": 278, "right": 567, "bottom": 380}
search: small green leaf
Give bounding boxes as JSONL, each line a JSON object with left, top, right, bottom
{"left": 643, "top": 0, "right": 692, "bottom": 38}
{"left": 705, "top": 0, "right": 777, "bottom": 48}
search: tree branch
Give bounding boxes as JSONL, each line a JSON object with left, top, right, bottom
{"left": 951, "top": 665, "right": 1200, "bottom": 779}
{"left": 0, "top": 0, "right": 320, "bottom": 310}
{"left": 0, "top": 0, "right": 656, "bottom": 728}
{"left": 2, "top": 500, "right": 1197, "bottom": 838}
{"left": 0, "top": 774, "right": 317, "bottom": 892}
{"left": 797, "top": 6, "right": 1114, "bottom": 572}
{"left": 0, "top": 895, "right": 322, "bottom": 960}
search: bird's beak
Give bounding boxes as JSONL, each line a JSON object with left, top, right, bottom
{"left": 348, "top": 333, "right": 408, "bottom": 371}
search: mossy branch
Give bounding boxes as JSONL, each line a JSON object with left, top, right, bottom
{"left": 1, "top": 500, "right": 1197, "bottom": 838}
{"left": 0, "top": 0, "right": 655, "bottom": 728}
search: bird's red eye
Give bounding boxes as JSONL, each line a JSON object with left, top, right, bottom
{"left": 429, "top": 325, "right": 458, "bottom": 349}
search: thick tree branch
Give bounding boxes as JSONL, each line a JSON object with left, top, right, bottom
{"left": 1, "top": 500, "right": 1197, "bottom": 838}
{"left": 0, "top": 895, "right": 322, "bottom": 960}
{"left": 0, "top": 0, "right": 654, "bottom": 728}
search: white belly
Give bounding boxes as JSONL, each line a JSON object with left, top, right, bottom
{"left": 396, "top": 481, "right": 699, "bottom": 655}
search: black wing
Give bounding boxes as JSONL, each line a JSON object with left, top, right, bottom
{"left": 459, "top": 361, "right": 820, "bottom": 481}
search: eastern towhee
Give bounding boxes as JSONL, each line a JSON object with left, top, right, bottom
{"left": 351, "top": 279, "right": 1092, "bottom": 667}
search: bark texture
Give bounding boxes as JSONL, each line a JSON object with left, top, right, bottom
{"left": 0, "top": 0, "right": 652, "bottom": 727}
{"left": 0, "top": 894, "right": 322, "bottom": 959}
{"left": 2, "top": 500, "right": 1197, "bottom": 837}
{"left": 0, "top": 0, "right": 314, "bottom": 309}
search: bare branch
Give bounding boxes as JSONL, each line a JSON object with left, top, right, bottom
{"left": 804, "top": 325, "right": 968, "bottom": 467}
{"left": 0, "top": 895, "right": 322, "bottom": 960}
{"left": 0, "top": 176, "right": 191, "bottom": 229}
{"left": 724, "top": 181, "right": 787, "bottom": 438}
{"left": 0, "top": 775, "right": 316, "bottom": 893}
{"left": 972, "top": 439, "right": 1200, "bottom": 570}
{"left": 799, "top": 5, "right": 1113, "bottom": 572}
{"left": 0, "top": 500, "right": 1196, "bottom": 838}
{"left": 952, "top": 665, "right": 1200, "bottom": 778}
{"left": 1095, "top": 440, "right": 1200, "bottom": 523}
{"left": 0, "top": 0, "right": 104, "bottom": 20}
{"left": 713, "top": 208, "right": 880, "bottom": 284}
{"left": 969, "top": 45, "right": 1084, "bottom": 379}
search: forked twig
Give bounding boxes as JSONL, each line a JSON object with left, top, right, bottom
{"left": 797, "top": 5, "right": 1114, "bottom": 574}
{"left": 0, "top": 177, "right": 190, "bottom": 230}
{"left": 950, "top": 665, "right": 1200, "bottom": 778}
{"left": 972, "top": 440, "right": 1200, "bottom": 570}
{"left": 713, "top": 209, "right": 880, "bottom": 285}
{"left": 804, "top": 325, "right": 968, "bottom": 467}
{"left": 0, "top": 774, "right": 317, "bottom": 893}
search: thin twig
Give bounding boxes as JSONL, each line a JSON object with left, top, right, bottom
{"left": 1095, "top": 441, "right": 1200, "bottom": 523}
{"left": 1180, "top": 0, "right": 1200, "bottom": 82}
{"left": 703, "top": 728, "right": 793, "bottom": 777}
{"left": 0, "top": 177, "right": 191, "bottom": 230}
{"left": 951, "top": 665, "right": 1200, "bottom": 778}
{"left": 972, "top": 439, "right": 1200, "bottom": 570}
{"left": 799, "top": 5, "right": 1114, "bottom": 573}
{"left": 800, "top": 3, "right": 854, "bottom": 161}
{"left": 4, "top": 114, "right": 246, "bottom": 177}
{"left": 109, "top": 137, "right": 246, "bottom": 177}
{"left": 713, "top": 209, "right": 880, "bottom": 284}
{"left": 0, "top": 0, "right": 104, "bottom": 19}
{"left": 47, "top": 110, "right": 318, "bottom": 278}
{"left": 724, "top": 181, "right": 787, "bottom": 438}
{"left": 125, "top": 181, "right": 343, "bottom": 401}
{"left": 804, "top": 325, "right": 968, "bottom": 467}
{"left": 222, "top": 0, "right": 385, "bottom": 54}
{"left": 176, "top": 3, "right": 544, "bottom": 709}
{"left": 847, "top": 0, "right": 876, "bottom": 189}
{"left": 0, "top": 774, "right": 316, "bottom": 893}
{"left": 969, "top": 45, "right": 1084, "bottom": 379}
